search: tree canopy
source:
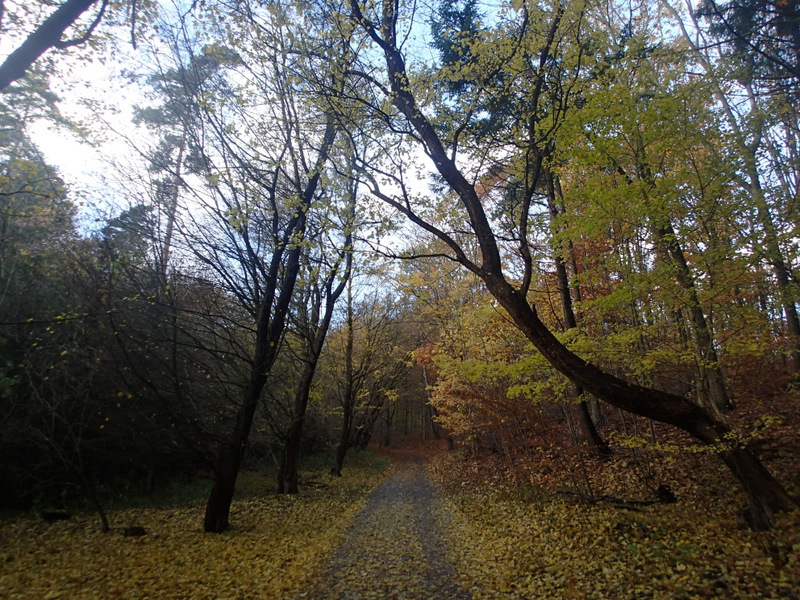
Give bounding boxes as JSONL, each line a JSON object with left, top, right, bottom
{"left": 1, "top": 0, "right": 799, "bottom": 551}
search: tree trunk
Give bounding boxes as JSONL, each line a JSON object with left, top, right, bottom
{"left": 203, "top": 373, "right": 265, "bottom": 532}
{"left": 75, "top": 467, "right": 109, "bottom": 533}
{"left": 753, "top": 188, "right": 800, "bottom": 374}
{"left": 356, "top": 0, "right": 797, "bottom": 526}
{"left": 278, "top": 171, "right": 354, "bottom": 493}
{"left": 332, "top": 403, "right": 351, "bottom": 477}
{"left": 204, "top": 236, "right": 303, "bottom": 531}
{"left": 720, "top": 446, "right": 798, "bottom": 529}
{"left": 546, "top": 171, "right": 610, "bottom": 455}
{"left": 575, "top": 399, "right": 610, "bottom": 457}
{"left": 629, "top": 130, "right": 732, "bottom": 413}
{"left": 353, "top": 392, "right": 386, "bottom": 450}
{"left": 204, "top": 244, "right": 300, "bottom": 529}
{"left": 277, "top": 366, "right": 315, "bottom": 494}
{"left": 487, "top": 275, "right": 795, "bottom": 522}
{"left": 383, "top": 404, "right": 394, "bottom": 447}
{"left": 159, "top": 132, "right": 185, "bottom": 280}
{"left": 332, "top": 280, "right": 355, "bottom": 477}
{"left": 277, "top": 279, "right": 345, "bottom": 494}
{"left": 421, "top": 364, "right": 443, "bottom": 441}
{"left": 0, "top": 0, "right": 100, "bottom": 91}
{"left": 203, "top": 119, "right": 336, "bottom": 532}
{"left": 656, "top": 221, "right": 733, "bottom": 412}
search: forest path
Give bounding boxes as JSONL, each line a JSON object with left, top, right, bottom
{"left": 298, "top": 452, "right": 471, "bottom": 600}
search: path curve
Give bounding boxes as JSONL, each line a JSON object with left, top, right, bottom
{"left": 298, "top": 454, "right": 471, "bottom": 600}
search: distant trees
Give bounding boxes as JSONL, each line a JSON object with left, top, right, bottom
{"left": 326, "top": 287, "right": 411, "bottom": 476}
{"left": 3, "top": 0, "right": 799, "bottom": 533}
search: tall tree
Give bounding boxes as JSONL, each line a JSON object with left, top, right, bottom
{"left": 695, "top": 0, "right": 800, "bottom": 85}
{"left": 277, "top": 167, "right": 356, "bottom": 494}
{"left": 343, "top": 0, "right": 795, "bottom": 527}
{"left": 663, "top": 0, "right": 800, "bottom": 374}
{"left": 142, "top": 1, "right": 359, "bottom": 532}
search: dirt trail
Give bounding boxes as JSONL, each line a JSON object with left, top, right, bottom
{"left": 298, "top": 454, "right": 471, "bottom": 600}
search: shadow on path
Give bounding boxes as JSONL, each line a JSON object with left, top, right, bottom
{"left": 298, "top": 454, "right": 471, "bottom": 599}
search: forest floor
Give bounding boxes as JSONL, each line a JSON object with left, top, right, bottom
{"left": 300, "top": 441, "right": 800, "bottom": 600}
{"left": 0, "top": 452, "right": 392, "bottom": 599}
{"left": 1, "top": 443, "right": 799, "bottom": 599}
{"left": 425, "top": 443, "right": 800, "bottom": 600}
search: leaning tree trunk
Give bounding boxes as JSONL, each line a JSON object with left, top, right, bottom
{"left": 203, "top": 230, "right": 304, "bottom": 531}
{"left": 354, "top": 0, "right": 797, "bottom": 527}
{"left": 487, "top": 275, "right": 796, "bottom": 524}
{"left": 0, "top": 0, "right": 100, "bottom": 91}
{"left": 203, "top": 237, "right": 302, "bottom": 532}
{"left": 204, "top": 235, "right": 304, "bottom": 531}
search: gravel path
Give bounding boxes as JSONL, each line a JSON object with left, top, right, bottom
{"left": 299, "top": 455, "right": 471, "bottom": 600}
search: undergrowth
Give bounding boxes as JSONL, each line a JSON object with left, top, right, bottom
{"left": 428, "top": 444, "right": 800, "bottom": 599}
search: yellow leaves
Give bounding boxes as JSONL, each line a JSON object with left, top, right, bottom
{"left": 429, "top": 453, "right": 800, "bottom": 600}
{"left": 0, "top": 465, "right": 390, "bottom": 600}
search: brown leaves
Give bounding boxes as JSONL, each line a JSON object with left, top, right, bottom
{"left": 429, "top": 452, "right": 800, "bottom": 599}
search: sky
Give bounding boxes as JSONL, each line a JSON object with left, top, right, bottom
{"left": 0, "top": 0, "right": 178, "bottom": 221}
{"left": 24, "top": 37, "right": 156, "bottom": 224}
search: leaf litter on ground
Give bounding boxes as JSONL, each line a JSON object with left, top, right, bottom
{"left": 428, "top": 450, "right": 800, "bottom": 600}
{"left": 0, "top": 457, "right": 392, "bottom": 600}
{"left": 4, "top": 445, "right": 799, "bottom": 600}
